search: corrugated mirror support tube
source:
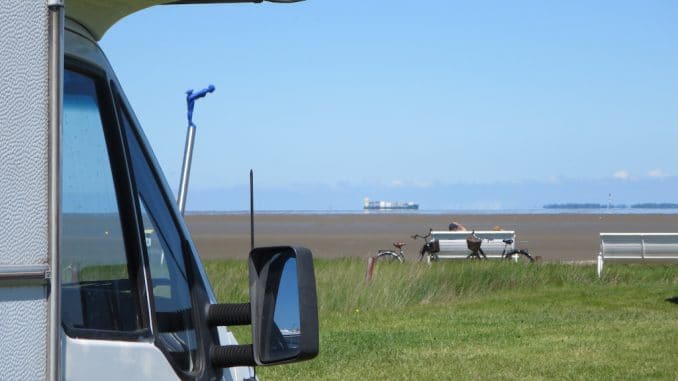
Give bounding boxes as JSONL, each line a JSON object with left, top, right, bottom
{"left": 210, "top": 344, "right": 256, "bottom": 368}
{"left": 206, "top": 303, "right": 251, "bottom": 327}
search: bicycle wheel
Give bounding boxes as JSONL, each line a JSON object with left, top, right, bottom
{"left": 420, "top": 246, "right": 437, "bottom": 262}
{"left": 466, "top": 251, "right": 485, "bottom": 260}
{"left": 424, "top": 252, "right": 439, "bottom": 264}
{"left": 466, "top": 247, "right": 487, "bottom": 260}
{"left": 376, "top": 251, "right": 404, "bottom": 263}
{"left": 504, "top": 249, "right": 534, "bottom": 263}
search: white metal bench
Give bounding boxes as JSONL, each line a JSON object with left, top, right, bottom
{"left": 430, "top": 231, "right": 516, "bottom": 260}
{"left": 597, "top": 233, "right": 678, "bottom": 277}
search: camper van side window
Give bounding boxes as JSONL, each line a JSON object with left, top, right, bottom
{"left": 61, "top": 69, "right": 143, "bottom": 334}
{"left": 119, "top": 107, "right": 200, "bottom": 374}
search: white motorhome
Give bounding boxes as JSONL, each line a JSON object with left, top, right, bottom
{"left": 0, "top": 1, "right": 317, "bottom": 380}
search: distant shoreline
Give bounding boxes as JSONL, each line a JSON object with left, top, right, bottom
{"left": 544, "top": 202, "right": 678, "bottom": 210}
{"left": 185, "top": 208, "right": 678, "bottom": 216}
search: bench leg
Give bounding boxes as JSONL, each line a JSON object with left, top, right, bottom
{"left": 597, "top": 252, "right": 604, "bottom": 278}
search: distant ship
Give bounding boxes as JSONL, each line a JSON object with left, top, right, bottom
{"left": 363, "top": 197, "right": 419, "bottom": 210}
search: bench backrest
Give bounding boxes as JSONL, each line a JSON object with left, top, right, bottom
{"left": 600, "top": 233, "right": 678, "bottom": 259}
{"left": 431, "top": 231, "right": 516, "bottom": 258}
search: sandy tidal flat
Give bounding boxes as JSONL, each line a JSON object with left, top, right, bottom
{"left": 185, "top": 213, "right": 678, "bottom": 261}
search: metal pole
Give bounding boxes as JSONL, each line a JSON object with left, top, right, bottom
{"left": 177, "top": 125, "right": 196, "bottom": 215}
{"left": 176, "top": 85, "right": 214, "bottom": 216}
{"left": 250, "top": 169, "right": 254, "bottom": 250}
{"left": 47, "top": 1, "right": 64, "bottom": 380}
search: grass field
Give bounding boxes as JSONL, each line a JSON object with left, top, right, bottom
{"left": 204, "top": 259, "right": 678, "bottom": 380}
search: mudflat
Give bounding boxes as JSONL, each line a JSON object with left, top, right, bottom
{"left": 185, "top": 213, "right": 678, "bottom": 261}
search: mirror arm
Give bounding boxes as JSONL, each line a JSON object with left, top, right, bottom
{"left": 210, "top": 344, "right": 256, "bottom": 368}
{"left": 206, "top": 302, "right": 251, "bottom": 327}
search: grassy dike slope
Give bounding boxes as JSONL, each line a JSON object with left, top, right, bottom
{"left": 205, "top": 260, "right": 678, "bottom": 380}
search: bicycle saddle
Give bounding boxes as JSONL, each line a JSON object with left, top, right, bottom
{"left": 503, "top": 239, "right": 514, "bottom": 245}
{"left": 393, "top": 242, "right": 406, "bottom": 249}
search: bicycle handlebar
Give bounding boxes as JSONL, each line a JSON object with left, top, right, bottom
{"left": 411, "top": 228, "right": 433, "bottom": 240}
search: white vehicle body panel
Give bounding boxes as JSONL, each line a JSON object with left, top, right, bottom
{"left": 62, "top": 336, "right": 181, "bottom": 381}
{"left": 61, "top": 328, "right": 248, "bottom": 381}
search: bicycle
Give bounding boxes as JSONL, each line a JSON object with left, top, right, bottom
{"left": 375, "top": 241, "right": 407, "bottom": 262}
{"left": 467, "top": 232, "right": 534, "bottom": 262}
{"left": 466, "top": 231, "right": 486, "bottom": 260}
{"left": 376, "top": 229, "right": 441, "bottom": 263}
{"left": 411, "top": 230, "right": 440, "bottom": 263}
{"left": 498, "top": 238, "right": 534, "bottom": 262}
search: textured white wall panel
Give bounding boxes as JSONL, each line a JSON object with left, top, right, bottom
{"left": 0, "top": 287, "right": 48, "bottom": 380}
{"left": 0, "top": 0, "right": 49, "bottom": 266}
{"left": 0, "top": 0, "right": 49, "bottom": 380}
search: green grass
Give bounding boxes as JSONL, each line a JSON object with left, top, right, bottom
{"left": 205, "top": 259, "right": 678, "bottom": 380}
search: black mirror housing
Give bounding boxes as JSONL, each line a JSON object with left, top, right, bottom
{"left": 248, "top": 246, "right": 319, "bottom": 365}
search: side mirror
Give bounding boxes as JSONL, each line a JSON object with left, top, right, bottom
{"left": 207, "top": 246, "right": 319, "bottom": 368}
{"left": 249, "top": 246, "right": 319, "bottom": 365}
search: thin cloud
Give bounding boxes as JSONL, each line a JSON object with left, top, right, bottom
{"left": 386, "top": 179, "right": 433, "bottom": 188}
{"left": 613, "top": 170, "right": 630, "bottom": 180}
{"left": 412, "top": 180, "right": 433, "bottom": 189}
{"left": 648, "top": 169, "right": 669, "bottom": 179}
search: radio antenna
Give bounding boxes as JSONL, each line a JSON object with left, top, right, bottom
{"left": 250, "top": 169, "right": 254, "bottom": 250}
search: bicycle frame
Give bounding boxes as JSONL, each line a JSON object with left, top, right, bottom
{"left": 412, "top": 231, "right": 439, "bottom": 263}
{"left": 498, "top": 238, "right": 534, "bottom": 262}
{"left": 467, "top": 238, "right": 516, "bottom": 260}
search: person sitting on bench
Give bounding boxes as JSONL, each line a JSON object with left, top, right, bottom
{"left": 448, "top": 220, "right": 467, "bottom": 231}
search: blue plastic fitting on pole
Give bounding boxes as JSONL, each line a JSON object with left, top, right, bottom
{"left": 186, "top": 84, "right": 215, "bottom": 127}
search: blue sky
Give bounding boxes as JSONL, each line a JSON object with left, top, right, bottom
{"left": 101, "top": 1, "right": 678, "bottom": 210}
